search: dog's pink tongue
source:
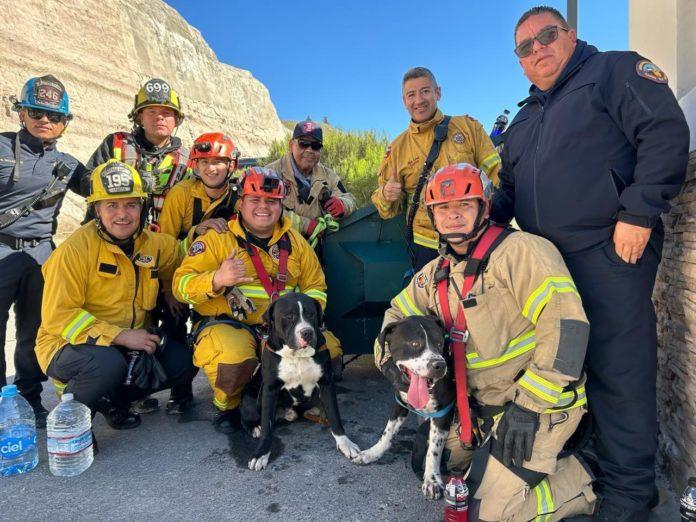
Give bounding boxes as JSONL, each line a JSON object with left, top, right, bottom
{"left": 406, "top": 370, "right": 430, "bottom": 410}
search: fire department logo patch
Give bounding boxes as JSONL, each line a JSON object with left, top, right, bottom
{"left": 188, "top": 241, "right": 206, "bottom": 256}
{"left": 635, "top": 60, "right": 668, "bottom": 84}
{"left": 383, "top": 145, "right": 391, "bottom": 160}
{"left": 415, "top": 272, "right": 429, "bottom": 288}
{"left": 269, "top": 244, "right": 280, "bottom": 261}
{"left": 452, "top": 132, "right": 465, "bottom": 144}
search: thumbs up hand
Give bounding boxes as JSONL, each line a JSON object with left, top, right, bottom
{"left": 382, "top": 169, "right": 403, "bottom": 202}
{"left": 212, "top": 248, "right": 254, "bottom": 292}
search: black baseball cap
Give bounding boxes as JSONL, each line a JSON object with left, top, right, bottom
{"left": 292, "top": 119, "right": 323, "bottom": 143}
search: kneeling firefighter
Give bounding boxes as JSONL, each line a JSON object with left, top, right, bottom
{"left": 35, "top": 160, "right": 196, "bottom": 437}
{"left": 376, "top": 163, "right": 596, "bottom": 521}
{"left": 172, "top": 167, "right": 342, "bottom": 434}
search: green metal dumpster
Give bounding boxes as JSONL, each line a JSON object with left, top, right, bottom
{"left": 323, "top": 205, "right": 410, "bottom": 355}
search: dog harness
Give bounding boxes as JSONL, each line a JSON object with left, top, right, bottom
{"left": 237, "top": 233, "right": 291, "bottom": 302}
{"left": 436, "top": 224, "right": 508, "bottom": 445}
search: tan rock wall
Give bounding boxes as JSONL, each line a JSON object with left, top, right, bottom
{"left": 0, "top": 0, "right": 287, "bottom": 162}
{"left": 655, "top": 151, "right": 696, "bottom": 488}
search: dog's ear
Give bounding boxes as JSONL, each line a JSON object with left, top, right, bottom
{"left": 432, "top": 316, "right": 446, "bottom": 333}
{"left": 377, "top": 321, "right": 399, "bottom": 366}
{"left": 262, "top": 299, "right": 277, "bottom": 329}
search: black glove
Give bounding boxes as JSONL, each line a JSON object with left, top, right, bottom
{"left": 496, "top": 402, "right": 540, "bottom": 468}
{"left": 380, "top": 359, "right": 409, "bottom": 394}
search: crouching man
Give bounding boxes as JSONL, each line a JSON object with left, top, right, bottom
{"left": 34, "top": 160, "right": 196, "bottom": 432}
{"left": 375, "top": 164, "right": 595, "bottom": 521}
{"left": 172, "top": 167, "right": 342, "bottom": 434}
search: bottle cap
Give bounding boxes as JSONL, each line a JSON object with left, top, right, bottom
{"left": 689, "top": 477, "right": 696, "bottom": 488}
{"left": 62, "top": 393, "right": 74, "bottom": 402}
{"left": 1, "top": 384, "right": 18, "bottom": 398}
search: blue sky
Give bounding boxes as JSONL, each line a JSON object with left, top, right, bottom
{"left": 166, "top": 1, "right": 628, "bottom": 139}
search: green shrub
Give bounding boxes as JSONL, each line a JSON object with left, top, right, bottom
{"left": 264, "top": 128, "right": 389, "bottom": 208}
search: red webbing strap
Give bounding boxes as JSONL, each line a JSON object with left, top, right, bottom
{"left": 243, "top": 233, "right": 290, "bottom": 302}
{"left": 437, "top": 225, "right": 506, "bottom": 444}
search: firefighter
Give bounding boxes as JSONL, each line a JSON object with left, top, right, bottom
{"left": 172, "top": 167, "right": 342, "bottom": 434}
{"left": 265, "top": 119, "right": 356, "bottom": 252}
{"left": 158, "top": 132, "right": 241, "bottom": 251}
{"left": 490, "top": 7, "right": 690, "bottom": 520}
{"left": 86, "top": 78, "right": 193, "bottom": 413}
{"left": 376, "top": 164, "right": 595, "bottom": 521}
{"left": 0, "top": 75, "right": 87, "bottom": 427}
{"left": 35, "top": 161, "right": 196, "bottom": 432}
{"left": 371, "top": 67, "right": 502, "bottom": 272}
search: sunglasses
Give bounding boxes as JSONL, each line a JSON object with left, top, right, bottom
{"left": 297, "top": 140, "right": 322, "bottom": 151}
{"left": 514, "top": 25, "right": 569, "bottom": 58}
{"left": 26, "top": 108, "right": 66, "bottom": 124}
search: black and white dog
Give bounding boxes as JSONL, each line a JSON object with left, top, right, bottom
{"left": 241, "top": 292, "right": 360, "bottom": 471}
{"left": 352, "top": 315, "right": 455, "bottom": 500}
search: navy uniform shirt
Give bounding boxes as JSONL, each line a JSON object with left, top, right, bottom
{"left": 491, "top": 40, "right": 690, "bottom": 255}
{"left": 0, "top": 129, "right": 86, "bottom": 263}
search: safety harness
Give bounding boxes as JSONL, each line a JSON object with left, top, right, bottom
{"left": 435, "top": 224, "right": 511, "bottom": 445}
{"left": 112, "top": 132, "right": 187, "bottom": 222}
{"left": 236, "top": 233, "right": 291, "bottom": 302}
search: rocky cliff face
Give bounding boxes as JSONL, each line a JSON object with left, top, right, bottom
{"left": 1, "top": 0, "right": 288, "bottom": 240}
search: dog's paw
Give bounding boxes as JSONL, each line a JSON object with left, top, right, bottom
{"left": 248, "top": 452, "right": 270, "bottom": 471}
{"left": 421, "top": 475, "right": 444, "bottom": 500}
{"left": 251, "top": 426, "right": 261, "bottom": 439}
{"left": 333, "top": 434, "right": 361, "bottom": 460}
{"left": 351, "top": 448, "right": 380, "bottom": 465}
{"left": 279, "top": 407, "right": 298, "bottom": 422}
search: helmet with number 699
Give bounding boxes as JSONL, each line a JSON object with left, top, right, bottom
{"left": 128, "top": 78, "right": 183, "bottom": 122}
{"left": 86, "top": 160, "right": 147, "bottom": 204}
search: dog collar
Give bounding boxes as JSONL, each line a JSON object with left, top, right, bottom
{"left": 394, "top": 393, "right": 454, "bottom": 419}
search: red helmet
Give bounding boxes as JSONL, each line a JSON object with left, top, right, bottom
{"left": 425, "top": 163, "right": 491, "bottom": 207}
{"left": 190, "top": 133, "right": 239, "bottom": 166}
{"left": 241, "top": 167, "right": 287, "bottom": 199}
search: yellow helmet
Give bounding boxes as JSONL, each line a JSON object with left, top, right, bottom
{"left": 86, "top": 160, "right": 147, "bottom": 204}
{"left": 128, "top": 78, "right": 184, "bottom": 121}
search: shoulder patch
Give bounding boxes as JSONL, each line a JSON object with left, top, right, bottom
{"left": 452, "top": 132, "right": 465, "bottom": 144}
{"left": 415, "top": 272, "right": 429, "bottom": 288}
{"left": 188, "top": 240, "right": 206, "bottom": 256}
{"left": 383, "top": 145, "right": 391, "bottom": 160}
{"left": 635, "top": 60, "right": 668, "bottom": 84}
{"left": 269, "top": 243, "right": 280, "bottom": 261}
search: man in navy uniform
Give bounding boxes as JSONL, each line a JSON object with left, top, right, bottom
{"left": 491, "top": 7, "right": 689, "bottom": 521}
{"left": 0, "top": 75, "right": 87, "bottom": 427}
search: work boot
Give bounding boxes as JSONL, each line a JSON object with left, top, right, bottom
{"left": 28, "top": 399, "right": 48, "bottom": 429}
{"left": 166, "top": 383, "right": 193, "bottom": 415}
{"left": 213, "top": 408, "right": 240, "bottom": 434}
{"left": 104, "top": 406, "right": 141, "bottom": 430}
{"left": 593, "top": 497, "right": 649, "bottom": 522}
{"left": 132, "top": 396, "right": 159, "bottom": 414}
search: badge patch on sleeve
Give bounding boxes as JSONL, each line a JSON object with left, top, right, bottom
{"left": 452, "top": 132, "right": 465, "bottom": 144}
{"left": 415, "top": 272, "right": 429, "bottom": 288}
{"left": 383, "top": 145, "right": 391, "bottom": 160}
{"left": 636, "top": 60, "right": 668, "bottom": 84}
{"left": 188, "top": 241, "right": 206, "bottom": 256}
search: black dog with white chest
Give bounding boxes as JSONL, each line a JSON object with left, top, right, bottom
{"left": 241, "top": 292, "right": 360, "bottom": 471}
{"left": 352, "top": 315, "right": 455, "bottom": 500}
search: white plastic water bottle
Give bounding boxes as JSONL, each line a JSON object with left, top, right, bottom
{"left": 47, "top": 393, "right": 93, "bottom": 477}
{"left": 0, "top": 384, "right": 38, "bottom": 476}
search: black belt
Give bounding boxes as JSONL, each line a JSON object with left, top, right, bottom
{"left": 0, "top": 233, "right": 47, "bottom": 250}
